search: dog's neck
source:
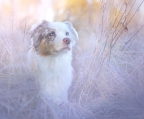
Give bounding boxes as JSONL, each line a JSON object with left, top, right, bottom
{"left": 34, "top": 49, "right": 72, "bottom": 72}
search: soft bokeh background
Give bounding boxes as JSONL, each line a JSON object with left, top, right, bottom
{"left": 0, "top": 0, "right": 144, "bottom": 119}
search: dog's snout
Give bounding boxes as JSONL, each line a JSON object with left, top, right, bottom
{"left": 63, "top": 38, "right": 71, "bottom": 45}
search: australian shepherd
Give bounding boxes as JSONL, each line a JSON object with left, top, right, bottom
{"left": 27, "top": 20, "right": 78, "bottom": 103}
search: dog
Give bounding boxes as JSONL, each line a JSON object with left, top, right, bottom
{"left": 27, "top": 20, "right": 78, "bottom": 103}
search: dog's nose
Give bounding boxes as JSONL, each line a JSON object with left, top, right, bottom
{"left": 63, "top": 38, "right": 71, "bottom": 45}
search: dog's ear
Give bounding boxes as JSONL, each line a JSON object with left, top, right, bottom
{"left": 29, "top": 20, "right": 48, "bottom": 38}
{"left": 29, "top": 20, "right": 48, "bottom": 50}
{"left": 64, "top": 21, "right": 79, "bottom": 41}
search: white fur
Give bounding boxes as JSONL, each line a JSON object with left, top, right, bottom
{"left": 27, "top": 21, "right": 78, "bottom": 103}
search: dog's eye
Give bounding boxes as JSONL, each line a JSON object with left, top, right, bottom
{"left": 50, "top": 32, "right": 55, "bottom": 36}
{"left": 66, "top": 32, "right": 69, "bottom": 36}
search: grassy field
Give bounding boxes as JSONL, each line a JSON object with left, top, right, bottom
{"left": 0, "top": 0, "right": 144, "bottom": 119}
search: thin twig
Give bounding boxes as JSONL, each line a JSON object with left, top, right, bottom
{"left": 121, "top": 24, "right": 144, "bottom": 50}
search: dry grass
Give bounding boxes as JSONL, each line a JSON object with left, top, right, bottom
{"left": 0, "top": 0, "right": 144, "bottom": 119}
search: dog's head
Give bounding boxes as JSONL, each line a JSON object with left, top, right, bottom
{"left": 29, "top": 20, "right": 79, "bottom": 56}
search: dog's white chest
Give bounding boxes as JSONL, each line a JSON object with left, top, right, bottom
{"left": 35, "top": 53, "right": 73, "bottom": 102}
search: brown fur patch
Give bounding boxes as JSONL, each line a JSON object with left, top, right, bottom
{"left": 37, "top": 39, "right": 54, "bottom": 56}
{"left": 31, "top": 22, "right": 56, "bottom": 56}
